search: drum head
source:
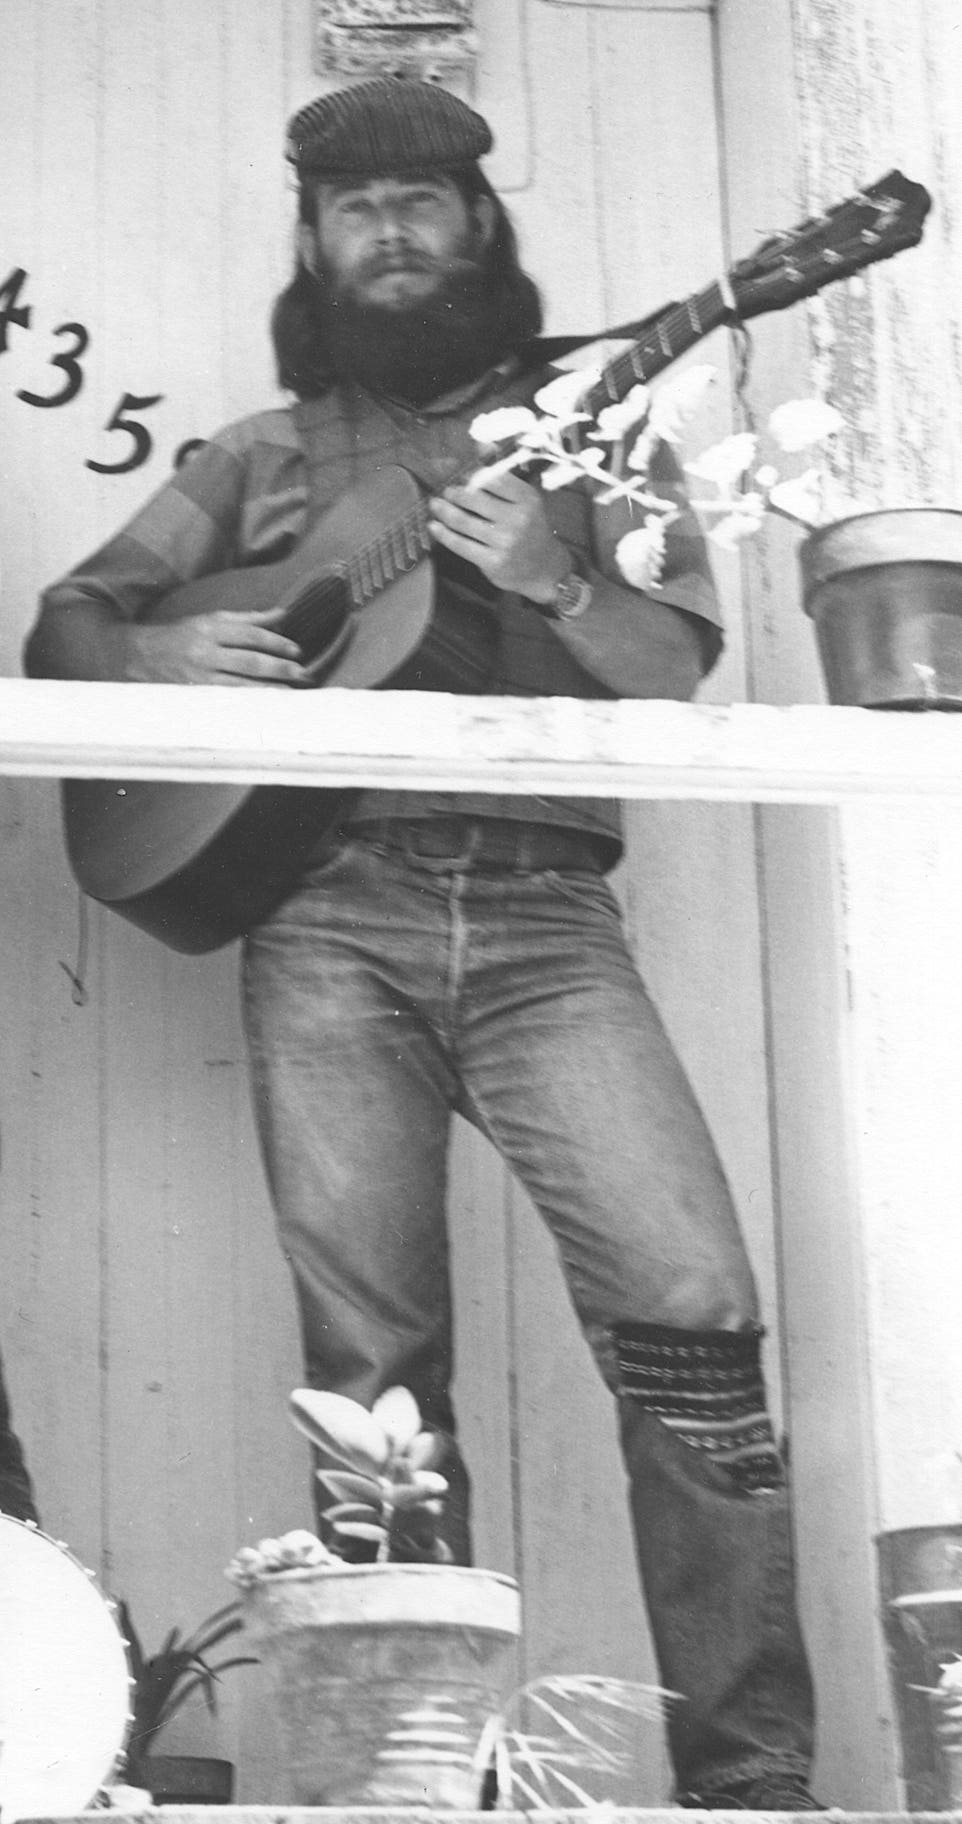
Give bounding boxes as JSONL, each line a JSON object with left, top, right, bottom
{"left": 0, "top": 1516, "right": 131, "bottom": 1820}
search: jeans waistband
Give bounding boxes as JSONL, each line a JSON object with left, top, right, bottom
{"left": 343, "top": 815, "right": 617, "bottom": 873}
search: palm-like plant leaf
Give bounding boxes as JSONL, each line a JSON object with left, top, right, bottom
{"left": 117, "top": 1597, "right": 256, "bottom": 1782}
{"left": 477, "top": 1675, "right": 677, "bottom": 1810}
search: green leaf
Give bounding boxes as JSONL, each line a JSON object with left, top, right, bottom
{"left": 331, "top": 1520, "right": 386, "bottom": 1543}
{"left": 324, "top": 1500, "right": 383, "bottom": 1528}
{"left": 371, "top": 1385, "right": 421, "bottom": 1453}
{"left": 289, "top": 1388, "right": 389, "bottom": 1476}
{"left": 316, "top": 1469, "right": 383, "bottom": 1504}
{"left": 390, "top": 1470, "right": 448, "bottom": 1509}
{"left": 404, "top": 1430, "right": 442, "bottom": 1472}
{"left": 185, "top": 1604, "right": 244, "bottom": 1655}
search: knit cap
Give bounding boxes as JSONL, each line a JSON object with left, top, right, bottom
{"left": 287, "top": 78, "right": 493, "bottom": 179}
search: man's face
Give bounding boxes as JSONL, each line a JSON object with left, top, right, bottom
{"left": 301, "top": 174, "right": 490, "bottom": 310}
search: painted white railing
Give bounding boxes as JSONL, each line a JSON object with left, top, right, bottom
{"left": 1, "top": 679, "right": 962, "bottom": 801}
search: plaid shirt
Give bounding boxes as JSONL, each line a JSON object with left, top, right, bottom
{"left": 40, "top": 368, "right": 722, "bottom": 848}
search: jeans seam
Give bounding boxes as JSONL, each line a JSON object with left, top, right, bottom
{"left": 445, "top": 871, "right": 470, "bottom": 1054}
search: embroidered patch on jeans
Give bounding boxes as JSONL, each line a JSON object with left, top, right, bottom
{"left": 613, "top": 1321, "right": 785, "bottom": 1493}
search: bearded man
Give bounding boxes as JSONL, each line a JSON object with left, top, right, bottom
{"left": 26, "top": 78, "right": 821, "bottom": 1809}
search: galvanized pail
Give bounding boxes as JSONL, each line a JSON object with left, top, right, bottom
{"left": 242, "top": 1561, "right": 521, "bottom": 1807}
{"left": 801, "top": 509, "right": 962, "bottom": 708}
{"left": 877, "top": 1524, "right": 962, "bottom": 1810}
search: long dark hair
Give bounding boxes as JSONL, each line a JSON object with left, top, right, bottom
{"left": 270, "top": 165, "right": 543, "bottom": 400}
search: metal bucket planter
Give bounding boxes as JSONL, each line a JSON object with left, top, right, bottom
{"left": 242, "top": 1562, "right": 521, "bottom": 1807}
{"left": 877, "top": 1524, "right": 962, "bottom": 1810}
{"left": 800, "top": 509, "right": 962, "bottom": 708}
{"left": 144, "top": 1755, "right": 234, "bottom": 1804}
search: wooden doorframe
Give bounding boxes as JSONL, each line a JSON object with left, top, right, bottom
{"left": 711, "top": 2, "right": 901, "bottom": 1806}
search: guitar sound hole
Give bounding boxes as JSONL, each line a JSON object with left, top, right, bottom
{"left": 280, "top": 576, "right": 354, "bottom": 677}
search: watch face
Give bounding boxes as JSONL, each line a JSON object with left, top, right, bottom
{"left": 554, "top": 571, "right": 591, "bottom": 618}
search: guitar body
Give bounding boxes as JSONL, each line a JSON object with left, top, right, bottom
{"left": 64, "top": 466, "right": 497, "bottom": 953}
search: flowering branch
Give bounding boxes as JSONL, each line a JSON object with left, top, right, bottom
{"left": 469, "top": 363, "right": 855, "bottom": 592}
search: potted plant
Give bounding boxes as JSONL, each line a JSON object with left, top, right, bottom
{"left": 117, "top": 1597, "right": 256, "bottom": 1803}
{"left": 226, "top": 1385, "right": 521, "bottom": 1809}
{"left": 469, "top": 361, "right": 962, "bottom": 711}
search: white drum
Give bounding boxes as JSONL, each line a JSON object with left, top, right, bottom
{"left": 0, "top": 1516, "right": 131, "bottom": 1821}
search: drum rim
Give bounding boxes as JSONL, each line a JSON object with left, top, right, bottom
{"left": 0, "top": 1512, "right": 133, "bottom": 1820}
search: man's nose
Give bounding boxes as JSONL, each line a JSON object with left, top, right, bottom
{"left": 373, "top": 205, "right": 411, "bottom": 244}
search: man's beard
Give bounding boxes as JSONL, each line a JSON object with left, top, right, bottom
{"left": 315, "top": 252, "right": 514, "bottom": 406}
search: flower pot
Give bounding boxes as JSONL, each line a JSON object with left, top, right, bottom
{"left": 877, "top": 1525, "right": 962, "bottom": 1810}
{"left": 144, "top": 1754, "right": 235, "bottom": 1804}
{"left": 800, "top": 509, "right": 962, "bottom": 708}
{"left": 241, "top": 1562, "right": 521, "bottom": 1807}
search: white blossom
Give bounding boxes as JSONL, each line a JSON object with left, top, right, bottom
{"left": 616, "top": 520, "right": 668, "bottom": 591}
{"left": 626, "top": 426, "right": 658, "bottom": 475}
{"left": 768, "top": 397, "right": 845, "bottom": 452}
{"left": 709, "top": 493, "right": 768, "bottom": 549}
{"left": 766, "top": 469, "right": 825, "bottom": 528}
{"left": 684, "top": 432, "right": 757, "bottom": 491}
{"left": 470, "top": 407, "right": 539, "bottom": 447}
{"left": 592, "top": 385, "right": 651, "bottom": 441}
{"left": 646, "top": 364, "right": 716, "bottom": 445}
{"left": 534, "top": 366, "right": 599, "bottom": 421}
{"left": 277, "top": 1529, "right": 331, "bottom": 1567}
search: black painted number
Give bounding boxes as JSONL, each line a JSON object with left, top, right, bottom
{"left": 0, "top": 267, "right": 32, "bottom": 352}
{"left": 17, "top": 320, "right": 89, "bottom": 407}
{"left": 2, "top": 262, "right": 178, "bottom": 474}
{"left": 174, "top": 437, "right": 208, "bottom": 469}
{"left": 86, "top": 390, "right": 164, "bottom": 474}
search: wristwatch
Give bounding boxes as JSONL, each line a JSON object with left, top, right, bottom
{"left": 540, "top": 565, "right": 593, "bottom": 621}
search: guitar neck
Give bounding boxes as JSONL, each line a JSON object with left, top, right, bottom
{"left": 578, "top": 278, "right": 734, "bottom": 418}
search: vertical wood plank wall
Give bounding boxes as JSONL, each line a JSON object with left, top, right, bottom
{"left": 2, "top": 0, "right": 788, "bottom": 1802}
{"left": 717, "top": 0, "right": 962, "bottom": 1806}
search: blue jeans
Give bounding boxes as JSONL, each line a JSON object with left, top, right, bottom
{"left": 241, "top": 822, "right": 814, "bottom": 1798}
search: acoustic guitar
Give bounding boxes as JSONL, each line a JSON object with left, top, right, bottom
{"left": 63, "top": 170, "right": 931, "bottom": 953}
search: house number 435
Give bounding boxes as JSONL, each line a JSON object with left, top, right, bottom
{"left": 0, "top": 265, "right": 202, "bottom": 473}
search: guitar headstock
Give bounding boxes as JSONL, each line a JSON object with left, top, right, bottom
{"left": 730, "top": 170, "right": 931, "bottom": 321}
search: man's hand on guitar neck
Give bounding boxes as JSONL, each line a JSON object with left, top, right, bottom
{"left": 124, "top": 606, "right": 309, "bottom": 686}
{"left": 428, "top": 472, "right": 570, "bottom": 606}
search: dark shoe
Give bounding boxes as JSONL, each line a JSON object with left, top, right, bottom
{"left": 678, "top": 1774, "right": 828, "bottom": 1809}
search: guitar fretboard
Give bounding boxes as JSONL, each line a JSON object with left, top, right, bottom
{"left": 580, "top": 279, "right": 732, "bottom": 418}
{"left": 343, "top": 496, "right": 433, "bottom": 606}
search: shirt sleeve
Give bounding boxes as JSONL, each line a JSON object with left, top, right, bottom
{"left": 37, "top": 422, "right": 257, "bottom": 629}
{"left": 539, "top": 434, "right": 723, "bottom": 681}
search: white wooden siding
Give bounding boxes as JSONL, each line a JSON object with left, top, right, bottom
{"left": 0, "top": 0, "right": 868, "bottom": 1806}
